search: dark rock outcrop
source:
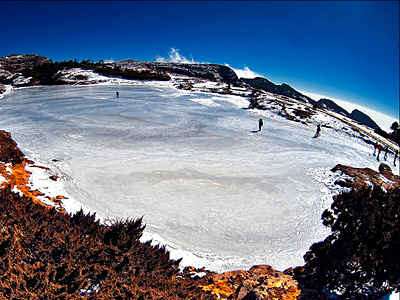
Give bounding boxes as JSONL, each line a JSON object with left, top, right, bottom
{"left": 0, "top": 54, "right": 53, "bottom": 87}
{"left": 93, "top": 63, "right": 171, "bottom": 81}
{"left": 0, "top": 54, "right": 52, "bottom": 73}
{"left": 241, "top": 77, "right": 317, "bottom": 104}
{"left": 331, "top": 163, "right": 400, "bottom": 191}
{"left": 112, "top": 59, "right": 241, "bottom": 84}
{"left": 349, "top": 109, "right": 379, "bottom": 129}
{"left": 317, "top": 98, "right": 349, "bottom": 116}
{"left": 317, "top": 99, "right": 379, "bottom": 129}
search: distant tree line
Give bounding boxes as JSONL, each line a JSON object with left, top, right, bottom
{"left": 94, "top": 64, "right": 170, "bottom": 81}
{"left": 18, "top": 60, "right": 170, "bottom": 86}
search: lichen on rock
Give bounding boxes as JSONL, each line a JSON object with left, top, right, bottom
{"left": 202, "top": 265, "right": 300, "bottom": 299}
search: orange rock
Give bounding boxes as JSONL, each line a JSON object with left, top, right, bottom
{"left": 236, "top": 279, "right": 259, "bottom": 300}
{"left": 211, "top": 269, "right": 249, "bottom": 282}
{"left": 202, "top": 265, "right": 301, "bottom": 299}
{"left": 202, "top": 279, "right": 236, "bottom": 297}
{"left": 249, "top": 264, "right": 276, "bottom": 277}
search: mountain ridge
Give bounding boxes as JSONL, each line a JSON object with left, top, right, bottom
{"left": 0, "top": 53, "right": 380, "bottom": 130}
{"left": 241, "top": 77, "right": 316, "bottom": 104}
{"left": 112, "top": 59, "right": 241, "bottom": 84}
{"left": 317, "top": 98, "right": 379, "bottom": 129}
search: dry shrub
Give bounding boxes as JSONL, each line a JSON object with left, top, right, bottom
{"left": 0, "top": 187, "right": 214, "bottom": 299}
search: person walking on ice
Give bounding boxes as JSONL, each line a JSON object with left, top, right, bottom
{"left": 258, "top": 118, "right": 264, "bottom": 131}
{"left": 373, "top": 142, "right": 378, "bottom": 156}
{"left": 377, "top": 144, "right": 383, "bottom": 161}
{"left": 314, "top": 124, "right": 321, "bottom": 138}
{"left": 383, "top": 146, "right": 389, "bottom": 160}
{"left": 116, "top": 91, "right": 119, "bottom": 98}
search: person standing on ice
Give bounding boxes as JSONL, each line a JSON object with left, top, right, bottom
{"left": 373, "top": 142, "right": 378, "bottom": 156}
{"left": 314, "top": 124, "right": 321, "bottom": 138}
{"left": 394, "top": 150, "right": 398, "bottom": 167}
{"left": 383, "top": 146, "right": 389, "bottom": 160}
{"left": 377, "top": 144, "right": 383, "bottom": 161}
{"left": 116, "top": 91, "right": 119, "bottom": 98}
{"left": 258, "top": 118, "right": 264, "bottom": 131}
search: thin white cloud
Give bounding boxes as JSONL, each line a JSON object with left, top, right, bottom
{"left": 104, "top": 58, "right": 114, "bottom": 63}
{"left": 301, "top": 91, "right": 398, "bottom": 132}
{"left": 156, "top": 47, "right": 197, "bottom": 63}
{"left": 226, "top": 64, "right": 262, "bottom": 79}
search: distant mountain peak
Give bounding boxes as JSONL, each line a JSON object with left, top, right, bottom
{"left": 349, "top": 109, "right": 379, "bottom": 129}
{"left": 318, "top": 98, "right": 350, "bottom": 116}
{"left": 316, "top": 98, "right": 379, "bottom": 129}
{"left": 241, "top": 77, "right": 316, "bottom": 104}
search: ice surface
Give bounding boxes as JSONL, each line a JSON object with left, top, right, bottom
{"left": 0, "top": 84, "right": 397, "bottom": 273}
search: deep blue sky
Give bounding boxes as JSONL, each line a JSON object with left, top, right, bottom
{"left": 1, "top": 1, "right": 399, "bottom": 121}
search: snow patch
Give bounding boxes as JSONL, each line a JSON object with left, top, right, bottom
{"left": 189, "top": 97, "right": 220, "bottom": 107}
{"left": 0, "top": 84, "right": 14, "bottom": 99}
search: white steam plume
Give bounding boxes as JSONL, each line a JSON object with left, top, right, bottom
{"left": 156, "top": 47, "right": 197, "bottom": 63}
{"left": 225, "top": 64, "right": 262, "bottom": 79}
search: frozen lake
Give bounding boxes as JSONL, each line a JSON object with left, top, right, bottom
{"left": 0, "top": 84, "right": 389, "bottom": 272}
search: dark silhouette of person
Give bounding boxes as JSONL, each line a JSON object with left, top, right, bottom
{"left": 384, "top": 146, "right": 389, "bottom": 160}
{"left": 377, "top": 144, "right": 383, "bottom": 161}
{"left": 394, "top": 150, "right": 398, "bottom": 167}
{"left": 258, "top": 118, "right": 264, "bottom": 131}
{"left": 116, "top": 91, "right": 119, "bottom": 98}
{"left": 314, "top": 124, "right": 321, "bottom": 138}
{"left": 373, "top": 142, "right": 378, "bottom": 156}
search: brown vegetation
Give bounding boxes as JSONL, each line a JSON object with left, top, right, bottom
{"left": 0, "top": 187, "right": 218, "bottom": 299}
{"left": 295, "top": 185, "right": 400, "bottom": 299}
{"left": 0, "top": 130, "right": 24, "bottom": 165}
